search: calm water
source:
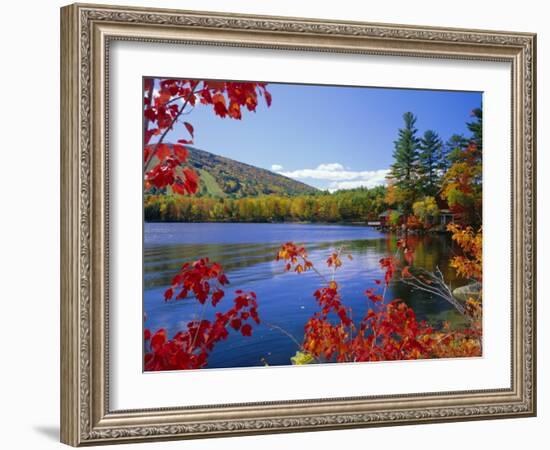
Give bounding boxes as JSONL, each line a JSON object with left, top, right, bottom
{"left": 144, "top": 222, "right": 467, "bottom": 369}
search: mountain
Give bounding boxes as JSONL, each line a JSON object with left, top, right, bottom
{"left": 151, "top": 145, "right": 318, "bottom": 198}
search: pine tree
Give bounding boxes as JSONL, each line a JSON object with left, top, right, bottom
{"left": 445, "top": 133, "right": 468, "bottom": 167}
{"left": 440, "top": 107, "right": 483, "bottom": 226}
{"left": 467, "top": 107, "right": 482, "bottom": 151}
{"left": 388, "top": 112, "right": 420, "bottom": 213}
{"left": 418, "top": 129, "right": 443, "bottom": 196}
{"left": 466, "top": 107, "right": 482, "bottom": 203}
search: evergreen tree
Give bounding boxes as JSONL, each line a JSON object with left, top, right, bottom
{"left": 467, "top": 107, "right": 482, "bottom": 151}
{"left": 388, "top": 112, "right": 420, "bottom": 213}
{"left": 440, "top": 107, "right": 483, "bottom": 226}
{"left": 466, "top": 107, "right": 482, "bottom": 198}
{"left": 445, "top": 133, "right": 468, "bottom": 166}
{"left": 418, "top": 129, "right": 443, "bottom": 196}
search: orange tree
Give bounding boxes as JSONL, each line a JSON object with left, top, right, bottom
{"left": 447, "top": 223, "right": 482, "bottom": 323}
{"left": 440, "top": 109, "right": 482, "bottom": 227}
{"left": 143, "top": 78, "right": 271, "bottom": 371}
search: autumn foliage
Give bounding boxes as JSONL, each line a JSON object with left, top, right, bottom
{"left": 143, "top": 78, "right": 270, "bottom": 371}
{"left": 143, "top": 78, "right": 271, "bottom": 194}
{"left": 144, "top": 258, "right": 260, "bottom": 371}
{"left": 447, "top": 223, "right": 482, "bottom": 282}
{"left": 143, "top": 77, "right": 483, "bottom": 371}
{"left": 276, "top": 235, "right": 482, "bottom": 364}
{"left": 446, "top": 223, "right": 483, "bottom": 325}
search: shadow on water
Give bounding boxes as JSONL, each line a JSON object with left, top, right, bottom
{"left": 143, "top": 223, "right": 470, "bottom": 369}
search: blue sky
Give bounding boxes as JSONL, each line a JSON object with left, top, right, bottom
{"left": 158, "top": 81, "right": 482, "bottom": 191}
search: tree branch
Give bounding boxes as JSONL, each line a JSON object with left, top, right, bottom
{"left": 143, "top": 79, "right": 154, "bottom": 144}
{"left": 144, "top": 80, "right": 200, "bottom": 174}
{"left": 399, "top": 267, "right": 467, "bottom": 316}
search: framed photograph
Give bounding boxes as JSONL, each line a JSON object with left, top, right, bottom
{"left": 60, "top": 3, "right": 536, "bottom": 446}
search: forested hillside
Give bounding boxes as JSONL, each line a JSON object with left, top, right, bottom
{"left": 145, "top": 144, "right": 318, "bottom": 198}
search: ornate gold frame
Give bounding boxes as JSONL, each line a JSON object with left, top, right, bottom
{"left": 60, "top": 3, "right": 536, "bottom": 446}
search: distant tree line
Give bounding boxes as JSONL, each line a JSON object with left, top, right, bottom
{"left": 144, "top": 186, "right": 388, "bottom": 223}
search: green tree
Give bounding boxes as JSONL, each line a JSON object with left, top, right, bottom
{"left": 445, "top": 133, "right": 468, "bottom": 167}
{"left": 210, "top": 201, "right": 226, "bottom": 221}
{"left": 467, "top": 107, "right": 482, "bottom": 151}
{"left": 418, "top": 129, "right": 443, "bottom": 196}
{"left": 389, "top": 210, "right": 402, "bottom": 227}
{"left": 388, "top": 112, "right": 420, "bottom": 213}
{"left": 413, "top": 196, "right": 440, "bottom": 224}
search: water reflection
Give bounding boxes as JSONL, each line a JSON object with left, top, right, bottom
{"left": 143, "top": 223, "right": 469, "bottom": 369}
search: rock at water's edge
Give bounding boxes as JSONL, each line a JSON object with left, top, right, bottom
{"left": 453, "top": 282, "right": 482, "bottom": 303}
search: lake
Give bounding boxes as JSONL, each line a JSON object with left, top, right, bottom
{"left": 144, "top": 222, "right": 468, "bottom": 369}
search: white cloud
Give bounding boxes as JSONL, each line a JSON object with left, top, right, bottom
{"left": 328, "top": 173, "right": 389, "bottom": 192}
{"left": 316, "top": 163, "right": 345, "bottom": 171}
{"left": 271, "top": 164, "right": 284, "bottom": 171}
{"left": 278, "top": 163, "right": 390, "bottom": 190}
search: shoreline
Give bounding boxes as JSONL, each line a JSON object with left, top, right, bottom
{"left": 144, "top": 219, "right": 377, "bottom": 226}
{"left": 143, "top": 220, "right": 451, "bottom": 234}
